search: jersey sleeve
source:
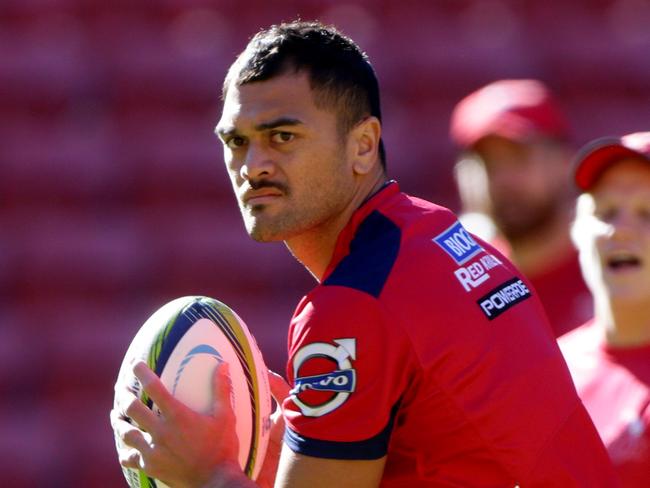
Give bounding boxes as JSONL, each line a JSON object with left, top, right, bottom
{"left": 282, "top": 285, "right": 414, "bottom": 460}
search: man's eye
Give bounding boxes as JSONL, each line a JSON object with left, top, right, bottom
{"left": 638, "top": 206, "right": 650, "bottom": 222}
{"left": 596, "top": 207, "right": 617, "bottom": 222}
{"left": 271, "top": 132, "right": 294, "bottom": 144}
{"left": 226, "top": 136, "right": 246, "bottom": 149}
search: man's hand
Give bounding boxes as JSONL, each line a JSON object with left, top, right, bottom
{"left": 111, "top": 361, "right": 246, "bottom": 488}
{"left": 256, "top": 371, "right": 291, "bottom": 488}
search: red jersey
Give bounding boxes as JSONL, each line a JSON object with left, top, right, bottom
{"left": 559, "top": 321, "right": 650, "bottom": 487}
{"left": 282, "top": 182, "right": 616, "bottom": 486}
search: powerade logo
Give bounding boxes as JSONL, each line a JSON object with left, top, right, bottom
{"left": 433, "top": 221, "right": 483, "bottom": 264}
{"left": 291, "top": 370, "right": 355, "bottom": 395}
{"left": 478, "top": 278, "right": 532, "bottom": 320}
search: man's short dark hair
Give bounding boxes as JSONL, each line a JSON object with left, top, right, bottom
{"left": 223, "top": 20, "right": 387, "bottom": 169}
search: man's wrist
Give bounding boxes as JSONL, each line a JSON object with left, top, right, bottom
{"left": 202, "top": 462, "right": 257, "bottom": 488}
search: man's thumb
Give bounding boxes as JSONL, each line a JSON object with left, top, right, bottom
{"left": 267, "top": 370, "right": 290, "bottom": 405}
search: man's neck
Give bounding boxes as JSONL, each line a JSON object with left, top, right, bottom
{"left": 597, "top": 297, "right": 650, "bottom": 348}
{"left": 285, "top": 175, "right": 387, "bottom": 282}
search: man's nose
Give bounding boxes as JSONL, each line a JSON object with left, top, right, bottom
{"left": 609, "top": 211, "right": 638, "bottom": 241}
{"left": 240, "top": 143, "right": 275, "bottom": 181}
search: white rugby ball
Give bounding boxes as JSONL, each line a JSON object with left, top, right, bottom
{"left": 114, "top": 296, "right": 272, "bottom": 487}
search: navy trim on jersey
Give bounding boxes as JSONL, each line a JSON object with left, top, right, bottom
{"left": 283, "top": 401, "right": 400, "bottom": 460}
{"left": 323, "top": 210, "right": 400, "bottom": 298}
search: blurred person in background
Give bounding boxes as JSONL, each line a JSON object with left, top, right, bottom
{"left": 450, "top": 79, "right": 592, "bottom": 337}
{"left": 559, "top": 132, "right": 650, "bottom": 486}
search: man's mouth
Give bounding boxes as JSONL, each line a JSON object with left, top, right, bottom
{"left": 607, "top": 251, "right": 642, "bottom": 271}
{"left": 241, "top": 181, "right": 287, "bottom": 207}
{"left": 245, "top": 192, "right": 281, "bottom": 204}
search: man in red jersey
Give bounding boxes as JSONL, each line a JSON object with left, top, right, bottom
{"left": 559, "top": 132, "right": 650, "bottom": 486}
{"left": 111, "top": 21, "right": 616, "bottom": 487}
{"left": 450, "top": 80, "right": 592, "bottom": 337}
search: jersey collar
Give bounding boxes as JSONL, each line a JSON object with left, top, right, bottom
{"left": 322, "top": 180, "right": 400, "bottom": 282}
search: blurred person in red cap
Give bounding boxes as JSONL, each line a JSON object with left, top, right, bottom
{"left": 450, "top": 79, "right": 592, "bottom": 337}
{"left": 559, "top": 132, "right": 650, "bottom": 486}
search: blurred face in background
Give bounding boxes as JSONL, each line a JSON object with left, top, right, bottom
{"left": 573, "top": 158, "right": 650, "bottom": 307}
{"left": 472, "top": 135, "right": 571, "bottom": 242}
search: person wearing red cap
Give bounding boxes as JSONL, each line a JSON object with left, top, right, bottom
{"left": 450, "top": 79, "right": 592, "bottom": 337}
{"left": 559, "top": 132, "right": 650, "bottom": 486}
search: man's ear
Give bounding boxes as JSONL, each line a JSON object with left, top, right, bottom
{"left": 349, "top": 116, "right": 382, "bottom": 175}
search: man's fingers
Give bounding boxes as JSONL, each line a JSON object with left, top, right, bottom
{"left": 211, "top": 361, "right": 234, "bottom": 416}
{"left": 123, "top": 427, "right": 154, "bottom": 453}
{"left": 113, "top": 388, "right": 161, "bottom": 437}
{"left": 119, "top": 448, "right": 145, "bottom": 470}
{"left": 268, "top": 370, "right": 290, "bottom": 404}
{"left": 125, "top": 395, "right": 160, "bottom": 435}
{"left": 133, "top": 361, "right": 178, "bottom": 418}
{"left": 112, "top": 409, "right": 153, "bottom": 453}
{"left": 112, "top": 409, "right": 155, "bottom": 473}
{"left": 267, "top": 370, "right": 289, "bottom": 428}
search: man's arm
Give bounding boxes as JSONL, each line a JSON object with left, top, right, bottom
{"left": 274, "top": 444, "right": 385, "bottom": 488}
{"left": 112, "top": 362, "right": 385, "bottom": 488}
{"left": 202, "top": 442, "right": 386, "bottom": 488}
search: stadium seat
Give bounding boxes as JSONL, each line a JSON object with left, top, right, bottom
{"left": 0, "top": 13, "right": 92, "bottom": 114}
{"left": 134, "top": 202, "right": 310, "bottom": 297}
{"left": 117, "top": 113, "right": 229, "bottom": 205}
{"left": 0, "top": 403, "right": 72, "bottom": 487}
{"left": 10, "top": 209, "right": 152, "bottom": 301}
{"left": 1, "top": 119, "right": 125, "bottom": 207}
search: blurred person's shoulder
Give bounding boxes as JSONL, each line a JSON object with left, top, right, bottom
{"left": 558, "top": 319, "right": 603, "bottom": 384}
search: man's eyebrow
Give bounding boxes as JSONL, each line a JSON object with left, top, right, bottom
{"left": 215, "top": 117, "right": 303, "bottom": 139}
{"left": 255, "top": 117, "right": 303, "bottom": 131}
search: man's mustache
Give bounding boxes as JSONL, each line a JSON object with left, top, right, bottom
{"left": 248, "top": 179, "right": 289, "bottom": 194}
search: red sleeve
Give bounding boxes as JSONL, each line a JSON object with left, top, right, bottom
{"left": 282, "top": 286, "right": 414, "bottom": 460}
{"left": 525, "top": 405, "right": 620, "bottom": 487}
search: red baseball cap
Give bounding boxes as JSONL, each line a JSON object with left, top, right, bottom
{"left": 573, "top": 132, "right": 650, "bottom": 191}
{"left": 450, "top": 79, "right": 570, "bottom": 148}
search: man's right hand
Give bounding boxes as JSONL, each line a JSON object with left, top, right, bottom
{"left": 111, "top": 360, "right": 247, "bottom": 488}
{"left": 111, "top": 362, "right": 291, "bottom": 488}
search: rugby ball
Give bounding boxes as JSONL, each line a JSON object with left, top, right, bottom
{"left": 114, "top": 296, "right": 272, "bottom": 487}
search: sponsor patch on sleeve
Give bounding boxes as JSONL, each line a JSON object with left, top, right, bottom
{"left": 454, "top": 253, "right": 503, "bottom": 292}
{"left": 433, "top": 221, "right": 483, "bottom": 264}
{"left": 477, "top": 278, "right": 532, "bottom": 320}
{"left": 290, "top": 338, "right": 357, "bottom": 417}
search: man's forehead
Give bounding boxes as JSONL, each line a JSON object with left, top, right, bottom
{"left": 588, "top": 157, "right": 650, "bottom": 196}
{"left": 225, "top": 72, "right": 312, "bottom": 105}
{"left": 600, "top": 157, "right": 650, "bottom": 181}
{"left": 219, "top": 74, "right": 328, "bottom": 130}
{"left": 218, "top": 94, "right": 300, "bottom": 133}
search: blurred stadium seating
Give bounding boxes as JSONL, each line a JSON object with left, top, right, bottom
{"left": 1, "top": 0, "right": 649, "bottom": 485}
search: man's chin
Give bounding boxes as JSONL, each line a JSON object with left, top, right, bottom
{"left": 497, "top": 222, "right": 536, "bottom": 242}
{"left": 248, "top": 232, "right": 283, "bottom": 243}
{"left": 493, "top": 202, "right": 560, "bottom": 242}
{"left": 494, "top": 207, "right": 558, "bottom": 242}
{"left": 245, "top": 222, "right": 287, "bottom": 243}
